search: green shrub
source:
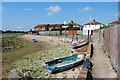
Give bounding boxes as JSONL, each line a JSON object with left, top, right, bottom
{"left": 51, "top": 27, "right": 80, "bottom": 31}
{"left": 100, "top": 25, "right": 109, "bottom": 29}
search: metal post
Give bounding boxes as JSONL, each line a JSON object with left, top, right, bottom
{"left": 72, "top": 34, "right": 74, "bottom": 42}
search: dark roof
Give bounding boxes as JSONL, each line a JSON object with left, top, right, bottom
{"left": 35, "top": 23, "right": 82, "bottom": 28}
{"left": 109, "top": 19, "right": 120, "bottom": 24}
{"left": 64, "top": 23, "right": 82, "bottom": 26}
{"left": 50, "top": 24, "right": 64, "bottom": 27}
{"left": 84, "top": 20, "right": 102, "bottom": 25}
{"left": 49, "top": 24, "right": 57, "bottom": 27}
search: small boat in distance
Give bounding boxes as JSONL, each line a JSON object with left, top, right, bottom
{"left": 45, "top": 54, "right": 84, "bottom": 73}
{"left": 32, "top": 38, "right": 38, "bottom": 43}
{"left": 71, "top": 41, "right": 88, "bottom": 49}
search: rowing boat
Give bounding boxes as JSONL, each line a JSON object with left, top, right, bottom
{"left": 45, "top": 54, "right": 84, "bottom": 73}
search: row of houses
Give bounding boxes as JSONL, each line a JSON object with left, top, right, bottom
{"left": 33, "top": 19, "right": 120, "bottom": 35}
{"left": 109, "top": 18, "right": 120, "bottom": 26}
{"left": 34, "top": 21, "right": 83, "bottom": 31}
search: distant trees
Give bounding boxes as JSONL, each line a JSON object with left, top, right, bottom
{"left": 2, "top": 30, "right": 27, "bottom": 33}
{"left": 59, "top": 26, "right": 63, "bottom": 35}
{"left": 51, "top": 27, "right": 80, "bottom": 31}
{"left": 68, "top": 21, "right": 74, "bottom": 30}
{"left": 45, "top": 24, "right": 50, "bottom": 31}
{"left": 67, "top": 27, "right": 80, "bottom": 30}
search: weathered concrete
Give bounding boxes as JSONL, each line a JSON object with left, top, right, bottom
{"left": 92, "top": 33, "right": 118, "bottom": 78}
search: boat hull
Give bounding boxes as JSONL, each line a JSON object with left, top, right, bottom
{"left": 46, "top": 59, "right": 84, "bottom": 74}
{"left": 71, "top": 41, "right": 88, "bottom": 49}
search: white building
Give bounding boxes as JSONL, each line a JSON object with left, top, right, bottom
{"left": 83, "top": 20, "right": 104, "bottom": 35}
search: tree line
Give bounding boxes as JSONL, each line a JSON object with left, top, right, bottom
{"left": 2, "top": 30, "right": 27, "bottom": 33}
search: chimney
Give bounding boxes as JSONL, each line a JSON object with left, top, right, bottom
{"left": 64, "top": 21, "right": 66, "bottom": 25}
{"left": 71, "top": 21, "right": 74, "bottom": 24}
{"left": 93, "top": 19, "right": 96, "bottom": 22}
{"left": 30, "top": 29, "right": 32, "bottom": 32}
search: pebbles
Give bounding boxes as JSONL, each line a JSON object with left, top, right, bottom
{"left": 8, "top": 70, "right": 20, "bottom": 78}
{"left": 66, "top": 68, "right": 79, "bottom": 78}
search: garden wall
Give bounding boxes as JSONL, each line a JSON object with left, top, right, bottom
{"left": 98, "top": 24, "right": 120, "bottom": 76}
{"left": 38, "top": 30, "right": 82, "bottom": 36}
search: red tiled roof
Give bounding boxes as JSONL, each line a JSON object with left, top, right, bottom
{"left": 64, "top": 23, "right": 82, "bottom": 26}
{"left": 109, "top": 19, "right": 120, "bottom": 24}
{"left": 84, "top": 21, "right": 102, "bottom": 25}
{"left": 35, "top": 23, "right": 82, "bottom": 28}
{"left": 48, "top": 24, "right": 63, "bottom": 28}
{"left": 35, "top": 24, "right": 50, "bottom": 28}
{"left": 49, "top": 24, "right": 57, "bottom": 27}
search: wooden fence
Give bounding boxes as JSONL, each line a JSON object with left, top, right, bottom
{"left": 98, "top": 24, "right": 120, "bottom": 76}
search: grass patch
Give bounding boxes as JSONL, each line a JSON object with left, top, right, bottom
{"left": 11, "top": 42, "right": 71, "bottom": 78}
{"left": 2, "top": 33, "right": 25, "bottom": 38}
{"left": 2, "top": 35, "right": 71, "bottom": 78}
{"left": 2, "top": 36, "right": 55, "bottom": 77}
{"left": 2, "top": 37, "right": 25, "bottom": 52}
{"left": 2, "top": 34, "right": 87, "bottom": 78}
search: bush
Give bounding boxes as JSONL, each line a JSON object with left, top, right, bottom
{"left": 66, "top": 27, "right": 80, "bottom": 30}
{"left": 72, "top": 27, "right": 80, "bottom": 30}
{"left": 51, "top": 27, "right": 80, "bottom": 31}
{"left": 100, "top": 25, "right": 109, "bottom": 29}
{"left": 2, "top": 30, "right": 27, "bottom": 34}
{"left": 51, "top": 28, "right": 59, "bottom": 31}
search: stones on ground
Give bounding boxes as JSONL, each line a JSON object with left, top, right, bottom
{"left": 21, "top": 68, "right": 38, "bottom": 73}
{"left": 57, "top": 73, "right": 66, "bottom": 78}
{"left": 66, "top": 68, "right": 79, "bottom": 78}
{"left": 72, "top": 68, "right": 75, "bottom": 71}
{"left": 8, "top": 35, "right": 87, "bottom": 78}
{"left": 8, "top": 70, "right": 20, "bottom": 78}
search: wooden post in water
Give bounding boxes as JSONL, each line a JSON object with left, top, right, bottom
{"left": 88, "top": 30, "right": 90, "bottom": 44}
{"left": 65, "top": 28, "right": 67, "bottom": 37}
